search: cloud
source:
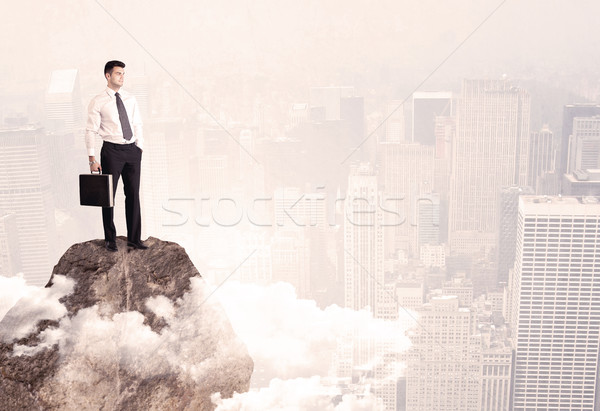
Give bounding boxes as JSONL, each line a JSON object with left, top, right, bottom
{"left": 213, "top": 281, "right": 412, "bottom": 384}
{"left": 0, "top": 275, "right": 74, "bottom": 343}
{"left": 0, "top": 275, "right": 33, "bottom": 321}
{"left": 211, "top": 376, "right": 381, "bottom": 411}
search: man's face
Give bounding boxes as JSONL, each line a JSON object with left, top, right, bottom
{"left": 106, "top": 67, "right": 125, "bottom": 89}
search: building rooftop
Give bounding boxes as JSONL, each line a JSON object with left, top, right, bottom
{"left": 520, "top": 195, "right": 600, "bottom": 214}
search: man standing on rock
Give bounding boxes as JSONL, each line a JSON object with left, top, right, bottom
{"left": 85, "top": 60, "right": 148, "bottom": 252}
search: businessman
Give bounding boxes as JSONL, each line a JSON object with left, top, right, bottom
{"left": 85, "top": 60, "right": 147, "bottom": 252}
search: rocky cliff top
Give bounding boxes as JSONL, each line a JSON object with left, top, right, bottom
{"left": 0, "top": 237, "right": 253, "bottom": 411}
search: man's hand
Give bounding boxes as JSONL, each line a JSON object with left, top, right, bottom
{"left": 89, "top": 157, "right": 102, "bottom": 173}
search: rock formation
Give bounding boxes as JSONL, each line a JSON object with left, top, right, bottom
{"left": 0, "top": 237, "right": 253, "bottom": 410}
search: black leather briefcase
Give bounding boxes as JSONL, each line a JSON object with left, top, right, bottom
{"left": 79, "top": 173, "right": 114, "bottom": 207}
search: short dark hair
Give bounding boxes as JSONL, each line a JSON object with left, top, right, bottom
{"left": 104, "top": 60, "right": 125, "bottom": 76}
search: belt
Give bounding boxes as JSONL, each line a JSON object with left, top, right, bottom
{"left": 103, "top": 141, "right": 136, "bottom": 149}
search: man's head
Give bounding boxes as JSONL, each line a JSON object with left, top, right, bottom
{"left": 104, "top": 60, "right": 126, "bottom": 91}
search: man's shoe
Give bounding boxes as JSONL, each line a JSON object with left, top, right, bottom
{"left": 127, "top": 241, "right": 148, "bottom": 250}
{"left": 105, "top": 241, "right": 118, "bottom": 252}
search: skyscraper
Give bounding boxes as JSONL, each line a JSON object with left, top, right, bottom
{"left": 44, "top": 69, "right": 83, "bottom": 133}
{"left": 560, "top": 104, "right": 600, "bottom": 175}
{"left": 497, "top": 186, "right": 534, "bottom": 284}
{"left": 0, "top": 210, "right": 21, "bottom": 277}
{"left": 380, "top": 142, "right": 435, "bottom": 256}
{"left": 412, "top": 91, "right": 453, "bottom": 145}
{"left": 528, "top": 125, "right": 555, "bottom": 193}
{"left": 384, "top": 100, "right": 405, "bottom": 142}
{"left": 0, "top": 126, "right": 56, "bottom": 285}
{"left": 405, "top": 296, "right": 482, "bottom": 411}
{"left": 509, "top": 195, "right": 600, "bottom": 410}
{"left": 343, "top": 163, "right": 385, "bottom": 316}
{"left": 566, "top": 115, "right": 600, "bottom": 173}
{"left": 449, "top": 79, "right": 530, "bottom": 254}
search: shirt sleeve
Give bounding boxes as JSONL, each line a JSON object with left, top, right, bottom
{"left": 132, "top": 97, "right": 144, "bottom": 151}
{"left": 85, "top": 97, "right": 101, "bottom": 157}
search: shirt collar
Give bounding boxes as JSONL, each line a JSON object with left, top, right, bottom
{"left": 105, "top": 87, "right": 125, "bottom": 97}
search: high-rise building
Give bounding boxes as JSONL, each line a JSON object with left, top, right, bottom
{"left": 481, "top": 347, "right": 512, "bottom": 411}
{"left": 497, "top": 186, "right": 534, "bottom": 284}
{"left": 406, "top": 295, "right": 512, "bottom": 410}
{"left": 563, "top": 169, "right": 600, "bottom": 196}
{"left": 449, "top": 79, "right": 530, "bottom": 254}
{"left": 560, "top": 104, "right": 600, "bottom": 175}
{"left": 44, "top": 69, "right": 83, "bottom": 133}
{"left": 412, "top": 91, "right": 453, "bottom": 145}
{"left": 344, "top": 163, "right": 385, "bottom": 316}
{"left": 405, "top": 296, "right": 482, "bottom": 410}
{"left": 0, "top": 210, "right": 21, "bottom": 277}
{"left": 384, "top": 100, "right": 405, "bottom": 142}
{"left": 340, "top": 96, "right": 365, "bottom": 150}
{"left": 567, "top": 116, "right": 600, "bottom": 173}
{"left": 416, "top": 192, "right": 440, "bottom": 250}
{"left": 270, "top": 229, "right": 310, "bottom": 297}
{"left": 0, "top": 126, "right": 56, "bottom": 285}
{"left": 380, "top": 142, "right": 435, "bottom": 256}
{"left": 395, "top": 281, "right": 423, "bottom": 310}
{"left": 237, "top": 231, "right": 272, "bottom": 284}
{"left": 45, "top": 69, "right": 86, "bottom": 212}
{"left": 509, "top": 195, "right": 600, "bottom": 410}
{"left": 528, "top": 125, "right": 556, "bottom": 193}
{"left": 442, "top": 274, "right": 473, "bottom": 307}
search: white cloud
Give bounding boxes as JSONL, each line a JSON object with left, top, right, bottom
{"left": 213, "top": 281, "right": 412, "bottom": 383}
{"left": 0, "top": 275, "right": 74, "bottom": 343}
{"left": 211, "top": 376, "right": 382, "bottom": 411}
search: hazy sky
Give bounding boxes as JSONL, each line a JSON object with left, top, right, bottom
{"left": 3, "top": 0, "right": 600, "bottom": 95}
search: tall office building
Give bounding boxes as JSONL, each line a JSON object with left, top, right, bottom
{"left": 497, "top": 186, "right": 534, "bottom": 284}
{"left": 405, "top": 296, "right": 482, "bottom": 410}
{"left": 343, "top": 163, "right": 385, "bottom": 316}
{"left": 237, "top": 231, "right": 272, "bottom": 284}
{"left": 45, "top": 69, "right": 86, "bottom": 211}
{"left": 567, "top": 116, "right": 600, "bottom": 173}
{"left": 274, "top": 187, "right": 331, "bottom": 299}
{"left": 560, "top": 104, "right": 600, "bottom": 175}
{"left": 449, "top": 79, "right": 530, "bottom": 254}
{"left": 0, "top": 126, "right": 56, "bottom": 285}
{"left": 340, "top": 96, "right": 365, "bottom": 149}
{"left": 406, "top": 295, "right": 512, "bottom": 410}
{"left": 528, "top": 125, "right": 555, "bottom": 193}
{"left": 384, "top": 100, "right": 406, "bottom": 142}
{"left": 380, "top": 142, "right": 435, "bottom": 256}
{"left": 563, "top": 169, "right": 600, "bottom": 196}
{"left": 416, "top": 192, "right": 440, "bottom": 250}
{"left": 270, "top": 229, "right": 310, "bottom": 297}
{"left": 509, "top": 196, "right": 600, "bottom": 410}
{"left": 412, "top": 91, "right": 453, "bottom": 145}
{"left": 481, "top": 346, "right": 513, "bottom": 411}
{"left": 0, "top": 210, "right": 21, "bottom": 277}
{"left": 44, "top": 69, "right": 83, "bottom": 133}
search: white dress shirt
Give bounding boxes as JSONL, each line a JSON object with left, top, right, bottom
{"left": 85, "top": 87, "right": 144, "bottom": 156}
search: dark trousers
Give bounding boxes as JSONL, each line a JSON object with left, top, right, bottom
{"left": 100, "top": 141, "right": 142, "bottom": 244}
